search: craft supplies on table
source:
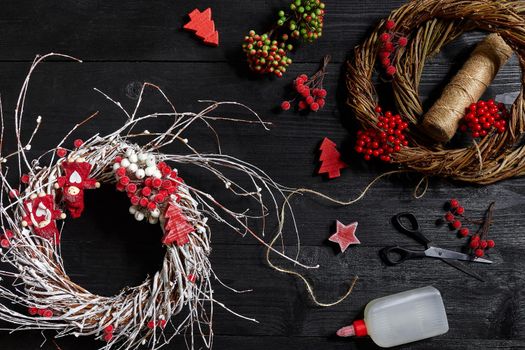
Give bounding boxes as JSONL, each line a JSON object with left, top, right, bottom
{"left": 380, "top": 212, "right": 491, "bottom": 281}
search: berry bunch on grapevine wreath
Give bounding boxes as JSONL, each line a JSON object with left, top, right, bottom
{"left": 346, "top": 0, "right": 525, "bottom": 184}
{"left": 242, "top": 0, "right": 325, "bottom": 77}
{"left": 0, "top": 54, "right": 357, "bottom": 350}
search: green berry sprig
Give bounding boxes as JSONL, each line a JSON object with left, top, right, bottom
{"left": 284, "top": 0, "right": 325, "bottom": 42}
{"left": 243, "top": 0, "right": 326, "bottom": 77}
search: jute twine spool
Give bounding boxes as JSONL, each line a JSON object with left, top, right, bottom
{"left": 346, "top": 0, "right": 525, "bottom": 184}
{"left": 422, "top": 34, "right": 513, "bottom": 143}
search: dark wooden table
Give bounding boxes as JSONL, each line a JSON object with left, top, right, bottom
{"left": 0, "top": 1, "right": 524, "bottom": 349}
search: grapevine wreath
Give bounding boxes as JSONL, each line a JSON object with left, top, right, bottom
{"left": 346, "top": 0, "right": 525, "bottom": 184}
{"left": 0, "top": 54, "right": 358, "bottom": 350}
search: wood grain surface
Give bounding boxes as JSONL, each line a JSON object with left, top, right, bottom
{"left": 0, "top": 1, "right": 523, "bottom": 350}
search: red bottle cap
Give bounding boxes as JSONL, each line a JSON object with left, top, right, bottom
{"left": 353, "top": 319, "right": 368, "bottom": 337}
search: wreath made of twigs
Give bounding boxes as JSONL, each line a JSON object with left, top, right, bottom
{"left": 347, "top": 0, "right": 525, "bottom": 184}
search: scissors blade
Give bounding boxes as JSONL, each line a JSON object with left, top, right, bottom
{"left": 424, "top": 247, "right": 493, "bottom": 264}
{"left": 440, "top": 258, "right": 485, "bottom": 282}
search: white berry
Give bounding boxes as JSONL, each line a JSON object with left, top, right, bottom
{"left": 128, "top": 163, "right": 138, "bottom": 173}
{"left": 129, "top": 206, "right": 137, "bottom": 215}
{"left": 148, "top": 217, "right": 158, "bottom": 225}
{"left": 146, "top": 157, "right": 156, "bottom": 167}
{"left": 151, "top": 208, "right": 160, "bottom": 218}
{"left": 113, "top": 163, "right": 121, "bottom": 171}
{"left": 138, "top": 152, "right": 148, "bottom": 162}
{"left": 125, "top": 149, "right": 134, "bottom": 158}
{"left": 120, "top": 158, "right": 130, "bottom": 168}
{"left": 136, "top": 169, "right": 145, "bottom": 179}
{"left": 134, "top": 211, "right": 144, "bottom": 221}
{"left": 153, "top": 169, "right": 162, "bottom": 178}
{"left": 129, "top": 153, "right": 138, "bottom": 163}
{"left": 145, "top": 166, "right": 156, "bottom": 177}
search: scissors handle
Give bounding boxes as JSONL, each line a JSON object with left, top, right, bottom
{"left": 380, "top": 246, "right": 427, "bottom": 265}
{"left": 392, "top": 212, "right": 432, "bottom": 246}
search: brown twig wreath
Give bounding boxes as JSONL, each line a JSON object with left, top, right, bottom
{"left": 346, "top": 0, "right": 525, "bottom": 184}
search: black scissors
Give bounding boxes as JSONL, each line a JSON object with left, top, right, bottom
{"left": 380, "top": 212, "right": 492, "bottom": 282}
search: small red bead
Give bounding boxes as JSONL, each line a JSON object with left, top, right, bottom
{"left": 386, "top": 65, "right": 396, "bottom": 76}
{"left": 116, "top": 167, "right": 126, "bottom": 177}
{"left": 452, "top": 220, "right": 462, "bottom": 229}
{"left": 0, "top": 239, "right": 9, "bottom": 248}
{"left": 379, "top": 33, "right": 391, "bottom": 42}
{"left": 119, "top": 176, "right": 130, "bottom": 186}
{"left": 375, "top": 106, "right": 382, "bottom": 113}
{"left": 104, "top": 325, "right": 114, "bottom": 333}
{"left": 130, "top": 196, "right": 140, "bottom": 205}
{"left": 159, "top": 319, "right": 167, "bottom": 329}
{"left": 141, "top": 187, "right": 152, "bottom": 196}
{"left": 398, "top": 37, "right": 408, "bottom": 47}
{"left": 459, "top": 227, "right": 469, "bottom": 237}
{"left": 147, "top": 320, "right": 156, "bottom": 329}
{"left": 444, "top": 212, "right": 455, "bottom": 222}
{"left": 385, "top": 20, "right": 396, "bottom": 30}
{"left": 126, "top": 183, "right": 137, "bottom": 193}
{"left": 104, "top": 333, "right": 114, "bottom": 342}
{"left": 161, "top": 166, "right": 171, "bottom": 176}
{"left": 455, "top": 206, "right": 464, "bottom": 215}
{"left": 56, "top": 148, "right": 67, "bottom": 157}
{"left": 20, "top": 174, "right": 30, "bottom": 184}
{"left": 487, "top": 239, "right": 495, "bottom": 248}
{"left": 28, "top": 307, "right": 38, "bottom": 315}
{"left": 474, "top": 249, "right": 484, "bottom": 258}
{"left": 280, "top": 101, "right": 291, "bottom": 111}
{"left": 147, "top": 202, "right": 157, "bottom": 211}
{"left": 43, "top": 309, "right": 53, "bottom": 318}
{"left": 139, "top": 197, "right": 149, "bottom": 207}
{"left": 480, "top": 240, "right": 488, "bottom": 249}
{"left": 310, "top": 102, "right": 320, "bottom": 112}
{"left": 449, "top": 199, "right": 459, "bottom": 208}
{"left": 73, "top": 139, "right": 84, "bottom": 148}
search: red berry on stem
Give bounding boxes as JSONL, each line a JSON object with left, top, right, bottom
{"left": 28, "top": 307, "right": 38, "bottom": 315}
{"left": 487, "top": 239, "right": 495, "bottom": 248}
{"left": 147, "top": 320, "right": 156, "bottom": 329}
{"left": 104, "top": 333, "right": 114, "bottom": 342}
{"left": 459, "top": 227, "right": 469, "bottom": 237}
{"left": 452, "top": 220, "right": 462, "bottom": 229}
{"left": 21, "top": 174, "right": 30, "bottom": 184}
{"left": 56, "top": 148, "right": 67, "bottom": 157}
{"left": 380, "top": 33, "right": 391, "bottom": 42}
{"left": 474, "top": 249, "right": 484, "bottom": 257}
{"left": 386, "top": 65, "right": 396, "bottom": 76}
{"left": 444, "top": 212, "right": 455, "bottom": 222}
{"left": 104, "top": 325, "right": 114, "bottom": 333}
{"left": 450, "top": 199, "right": 459, "bottom": 208}
{"left": 398, "top": 37, "right": 408, "bottom": 47}
{"left": 281, "top": 101, "right": 291, "bottom": 111}
{"left": 480, "top": 240, "right": 488, "bottom": 249}
{"left": 73, "top": 139, "right": 83, "bottom": 148}
{"left": 310, "top": 102, "right": 320, "bottom": 112}
{"left": 385, "top": 20, "right": 395, "bottom": 30}
{"left": 455, "top": 206, "right": 465, "bottom": 215}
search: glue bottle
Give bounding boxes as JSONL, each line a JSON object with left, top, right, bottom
{"left": 337, "top": 286, "right": 449, "bottom": 348}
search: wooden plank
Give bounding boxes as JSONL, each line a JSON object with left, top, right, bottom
{"left": 0, "top": 1, "right": 511, "bottom": 63}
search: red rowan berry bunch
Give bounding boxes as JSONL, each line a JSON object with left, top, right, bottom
{"left": 441, "top": 199, "right": 495, "bottom": 258}
{"left": 0, "top": 230, "right": 13, "bottom": 249}
{"left": 354, "top": 106, "right": 409, "bottom": 162}
{"left": 459, "top": 99, "right": 509, "bottom": 138}
{"left": 113, "top": 148, "right": 183, "bottom": 224}
{"left": 243, "top": 0, "right": 326, "bottom": 77}
{"left": 280, "top": 55, "right": 329, "bottom": 112}
{"left": 242, "top": 31, "right": 293, "bottom": 77}
{"left": 377, "top": 20, "right": 408, "bottom": 76}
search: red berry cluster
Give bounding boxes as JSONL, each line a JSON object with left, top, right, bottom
{"left": 442, "top": 198, "right": 495, "bottom": 258}
{"left": 459, "top": 99, "right": 509, "bottom": 137}
{"left": 0, "top": 230, "right": 13, "bottom": 249}
{"left": 147, "top": 319, "right": 167, "bottom": 330}
{"left": 281, "top": 55, "right": 329, "bottom": 112}
{"left": 377, "top": 20, "right": 408, "bottom": 76}
{"left": 114, "top": 157, "right": 182, "bottom": 217}
{"left": 242, "top": 31, "right": 293, "bottom": 77}
{"left": 28, "top": 306, "right": 53, "bottom": 318}
{"left": 104, "top": 325, "right": 115, "bottom": 342}
{"left": 355, "top": 106, "right": 409, "bottom": 161}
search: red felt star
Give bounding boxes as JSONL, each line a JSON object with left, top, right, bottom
{"left": 329, "top": 221, "right": 360, "bottom": 253}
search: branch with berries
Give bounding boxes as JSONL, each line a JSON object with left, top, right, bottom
{"left": 280, "top": 55, "right": 329, "bottom": 112}
{"left": 242, "top": 0, "right": 326, "bottom": 77}
{"left": 440, "top": 199, "right": 496, "bottom": 258}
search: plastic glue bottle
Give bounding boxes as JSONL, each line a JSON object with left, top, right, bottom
{"left": 337, "top": 286, "right": 449, "bottom": 348}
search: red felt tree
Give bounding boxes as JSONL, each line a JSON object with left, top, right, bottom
{"left": 183, "top": 8, "right": 219, "bottom": 46}
{"left": 318, "top": 137, "right": 348, "bottom": 179}
{"left": 162, "top": 203, "right": 194, "bottom": 246}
